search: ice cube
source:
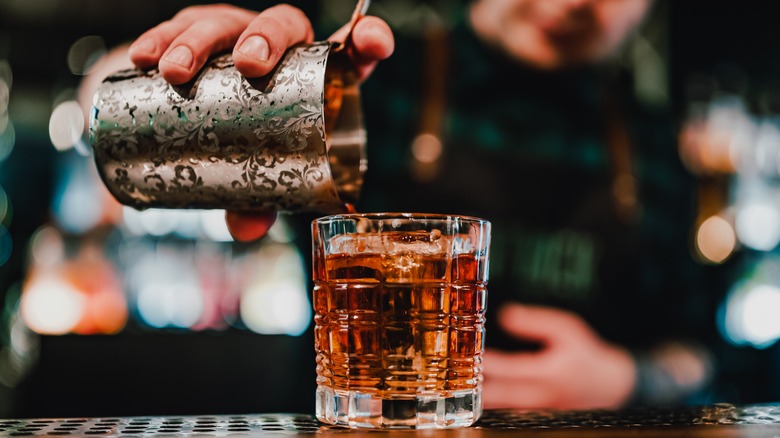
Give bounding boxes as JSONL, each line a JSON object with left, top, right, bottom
{"left": 328, "top": 232, "right": 449, "bottom": 255}
{"left": 328, "top": 234, "right": 386, "bottom": 254}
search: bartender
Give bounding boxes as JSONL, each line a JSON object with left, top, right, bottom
{"left": 123, "top": 0, "right": 729, "bottom": 409}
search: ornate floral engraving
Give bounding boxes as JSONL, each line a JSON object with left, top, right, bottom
{"left": 90, "top": 42, "right": 353, "bottom": 213}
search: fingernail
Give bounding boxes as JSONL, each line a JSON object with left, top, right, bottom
{"left": 163, "top": 46, "right": 193, "bottom": 68}
{"left": 238, "top": 35, "right": 270, "bottom": 62}
{"left": 129, "top": 38, "right": 156, "bottom": 56}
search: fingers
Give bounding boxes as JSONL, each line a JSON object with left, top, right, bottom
{"left": 350, "top": 16, "right": 395, "bottom": 60}
{"left": 483, "top": 349, "right": 551, "bottom": 379}
{"left": 129, "top": 3, "right": 316, "bottom": 85}
{"left": 233, "top": 4, "right": 315, "bottom": 78}
{"left": 482, "top": 379, "right": 555, "bottom": 410}
{"left": 328, "top": 16, "right": 394, "bottom": 80}
{"left": 129, "top": 5, "right": 256, "bottom": 84}
{"left": 159, "top": 16, "right": 256, "bottom": 85}
{"left": 225, "top": 211, "right": 278, "bottom": 242}
{"left": 497, "top": 303, "right": 591, "bottom": 345}
{"left": 129, "top": 19, "right": 193, "bottom": 69}
{"left": 129, "top": 4, "right": 392, "bottom": 85}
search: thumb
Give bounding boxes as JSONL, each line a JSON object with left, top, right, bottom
{"left": 497, "top": 303, "right": 589, "bottom": 345}
{"left": 328, "top": 16, "right": 394, "bottom": 80}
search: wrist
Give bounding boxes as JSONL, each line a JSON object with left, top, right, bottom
{"left": 628, "top": 342, "right": 714, "bottom": 406}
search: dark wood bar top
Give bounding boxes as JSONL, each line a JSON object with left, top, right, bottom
{"left": 3, "top": 404, "right": 780, "bottom": 437}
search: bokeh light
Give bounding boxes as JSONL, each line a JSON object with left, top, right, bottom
{"left": 0, "top": 282, "right": 40, "bottom": 389}
{"left": 0, "top": 185, "right": 11, "bottom": 226}
{"left": 679, "top": 95, "right": 751, "bottom": 175}
{"left": 240, "top": 244, "right": 310, "bottom": 336}
{"left": 21, "top": 276, "right": 86, "bottom": 335}
{"left": 200, "top": 209, "right": 234, "bottom": 242}
{"left": 67, "top": 35, "right": 106, "bottom": 76}
{"left": 52, "top": 156, "right": 106, "bottom": 234}
{"left": 80, "top": 289, "right": 127, "bottom": 335}
{"left": 49, "top": 100, "right": 84, "bottom": 151}
{"left": 0, "top": 60, "right": 12, "bottom": 89}
{"left": 266, "top": 217, "right": 296, "bottom": 243}
{"left": 0, "top": 76, "right": 8, "bottom": 102}
{"left": 241, "top": 281, "right": 310, "bottom": 336}
{"left": 122, "top": 207, "right": 235, "bottom": 242}
{"left": 0, "top": 120, "right": 14, "bottom": 163}
{"left": 22, "top": 231, "right": 128, "bottom": 335}
{"left": 409, "top": 133, "right": 443, "bottom": 182}
{"left": 125, "top": 208, "right": 178, "bottom": 237}
{"left": 0, "top": 76, "right": 9, "bottom": 136}
{"left": 411, "top": 133, "right": 443, "bottom": 164}
{"left": 721, "top": 283, "right": 780, "bottom": 349}
{"left": 753, "top": 118, "right": 780, "bottom": 177}
{"left": 128, "top": 248, "right": 204, "bottom": 329}
{"left": 137, "top": 283, "right": 204, "bottom": 329}
{"left": 29, "top": 226, "right": 65, "bottom": 269}
{"left": 735, "top": 203, "right": 780, "bottom": 251}
{"left": 0, "top": 66, "right": 16, "bottom": 162}
{"left": 695, "top": 215, "right": 736, "bottom": 264}
{"left": 0, "top": 224, "right": 11, "bottom": 267}
{"left": 172, "top": 211, "right": 204, "bottom": 240}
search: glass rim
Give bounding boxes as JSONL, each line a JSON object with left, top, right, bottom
{"left": 312, "top": 212, "right": 490, "bottom": 226}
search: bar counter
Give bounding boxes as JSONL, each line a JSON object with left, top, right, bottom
{"left": 3, "top": 404, "right": 780, "bottom": 437}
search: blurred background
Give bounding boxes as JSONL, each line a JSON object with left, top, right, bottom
{"left": 1, "top": 0, "right": 780, "bottom": 418}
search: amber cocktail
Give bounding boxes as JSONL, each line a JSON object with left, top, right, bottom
{"left": 312, "top": 213, "right": 491, "bottom": 429}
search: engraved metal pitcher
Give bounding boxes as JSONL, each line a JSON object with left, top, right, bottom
{"left": 90, "top": 41, "right": 365, "bottom": 214}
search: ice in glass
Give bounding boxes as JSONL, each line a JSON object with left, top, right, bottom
{"left": 312, "top": 213, "right": 491, "bottom": 428}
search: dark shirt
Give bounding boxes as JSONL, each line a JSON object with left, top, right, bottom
{"left": 317, "top": 18, "right": 738, "bottom": 404}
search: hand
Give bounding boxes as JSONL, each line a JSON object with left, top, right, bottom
{"left": 127, "top": 3, "right": 394, "bottom": 85}
{"left": 482, "top": 303, "right": 637, "bottom": 410}
{"left": 127, "top": 4, "right": 394, "bottom": 241}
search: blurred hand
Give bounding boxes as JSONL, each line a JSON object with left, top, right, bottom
{"left": 483, "top": 303, "right": 637, "bottom": 410}
{"left": 127, "top": 3, "right": 393, "bottom": 241}
{"left": 127, "top": 3, "right": 394, "bottom": 85}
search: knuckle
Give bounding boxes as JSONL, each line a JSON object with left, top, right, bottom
{"left": 265, "top": 4, "right": 311, "bottom": 34}
{"left": 172, "top": 6, "right": 200, "bottom": 21}
{"left": 562, "top": 313, "right": 589, "bottom": 333}
{"left": 171, "top": 37, "right": 201, "bottom": 54}
{"left": 174, "top": 4, "right": 233, "bottom": 21}
{"left": 247, "top": 16, "right": 291, "bottom": 53}
{"left": 268, "top": 4, "right": 306, "bottom": 19}
{"left": 174, "top": 17, "right": 243, "bottom": 54}
{"left": 190, "top": 19, "right": 224, "bottom": 39}
{"left": 142, "top": 20, "right": 181, "bottom": 43}
{"left": 159, "top": 18, "right": 177, "bottom": 28}
{"left": 250, "top": 16, "right": 285, "bottom": 41}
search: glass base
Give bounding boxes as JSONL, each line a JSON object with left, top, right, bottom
{"left": 315, "top": 386, "right": 482, "bottom": 429}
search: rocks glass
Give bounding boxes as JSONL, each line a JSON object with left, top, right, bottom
{"left": 312, "top": 213, "right": 490, "bottom": 428}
